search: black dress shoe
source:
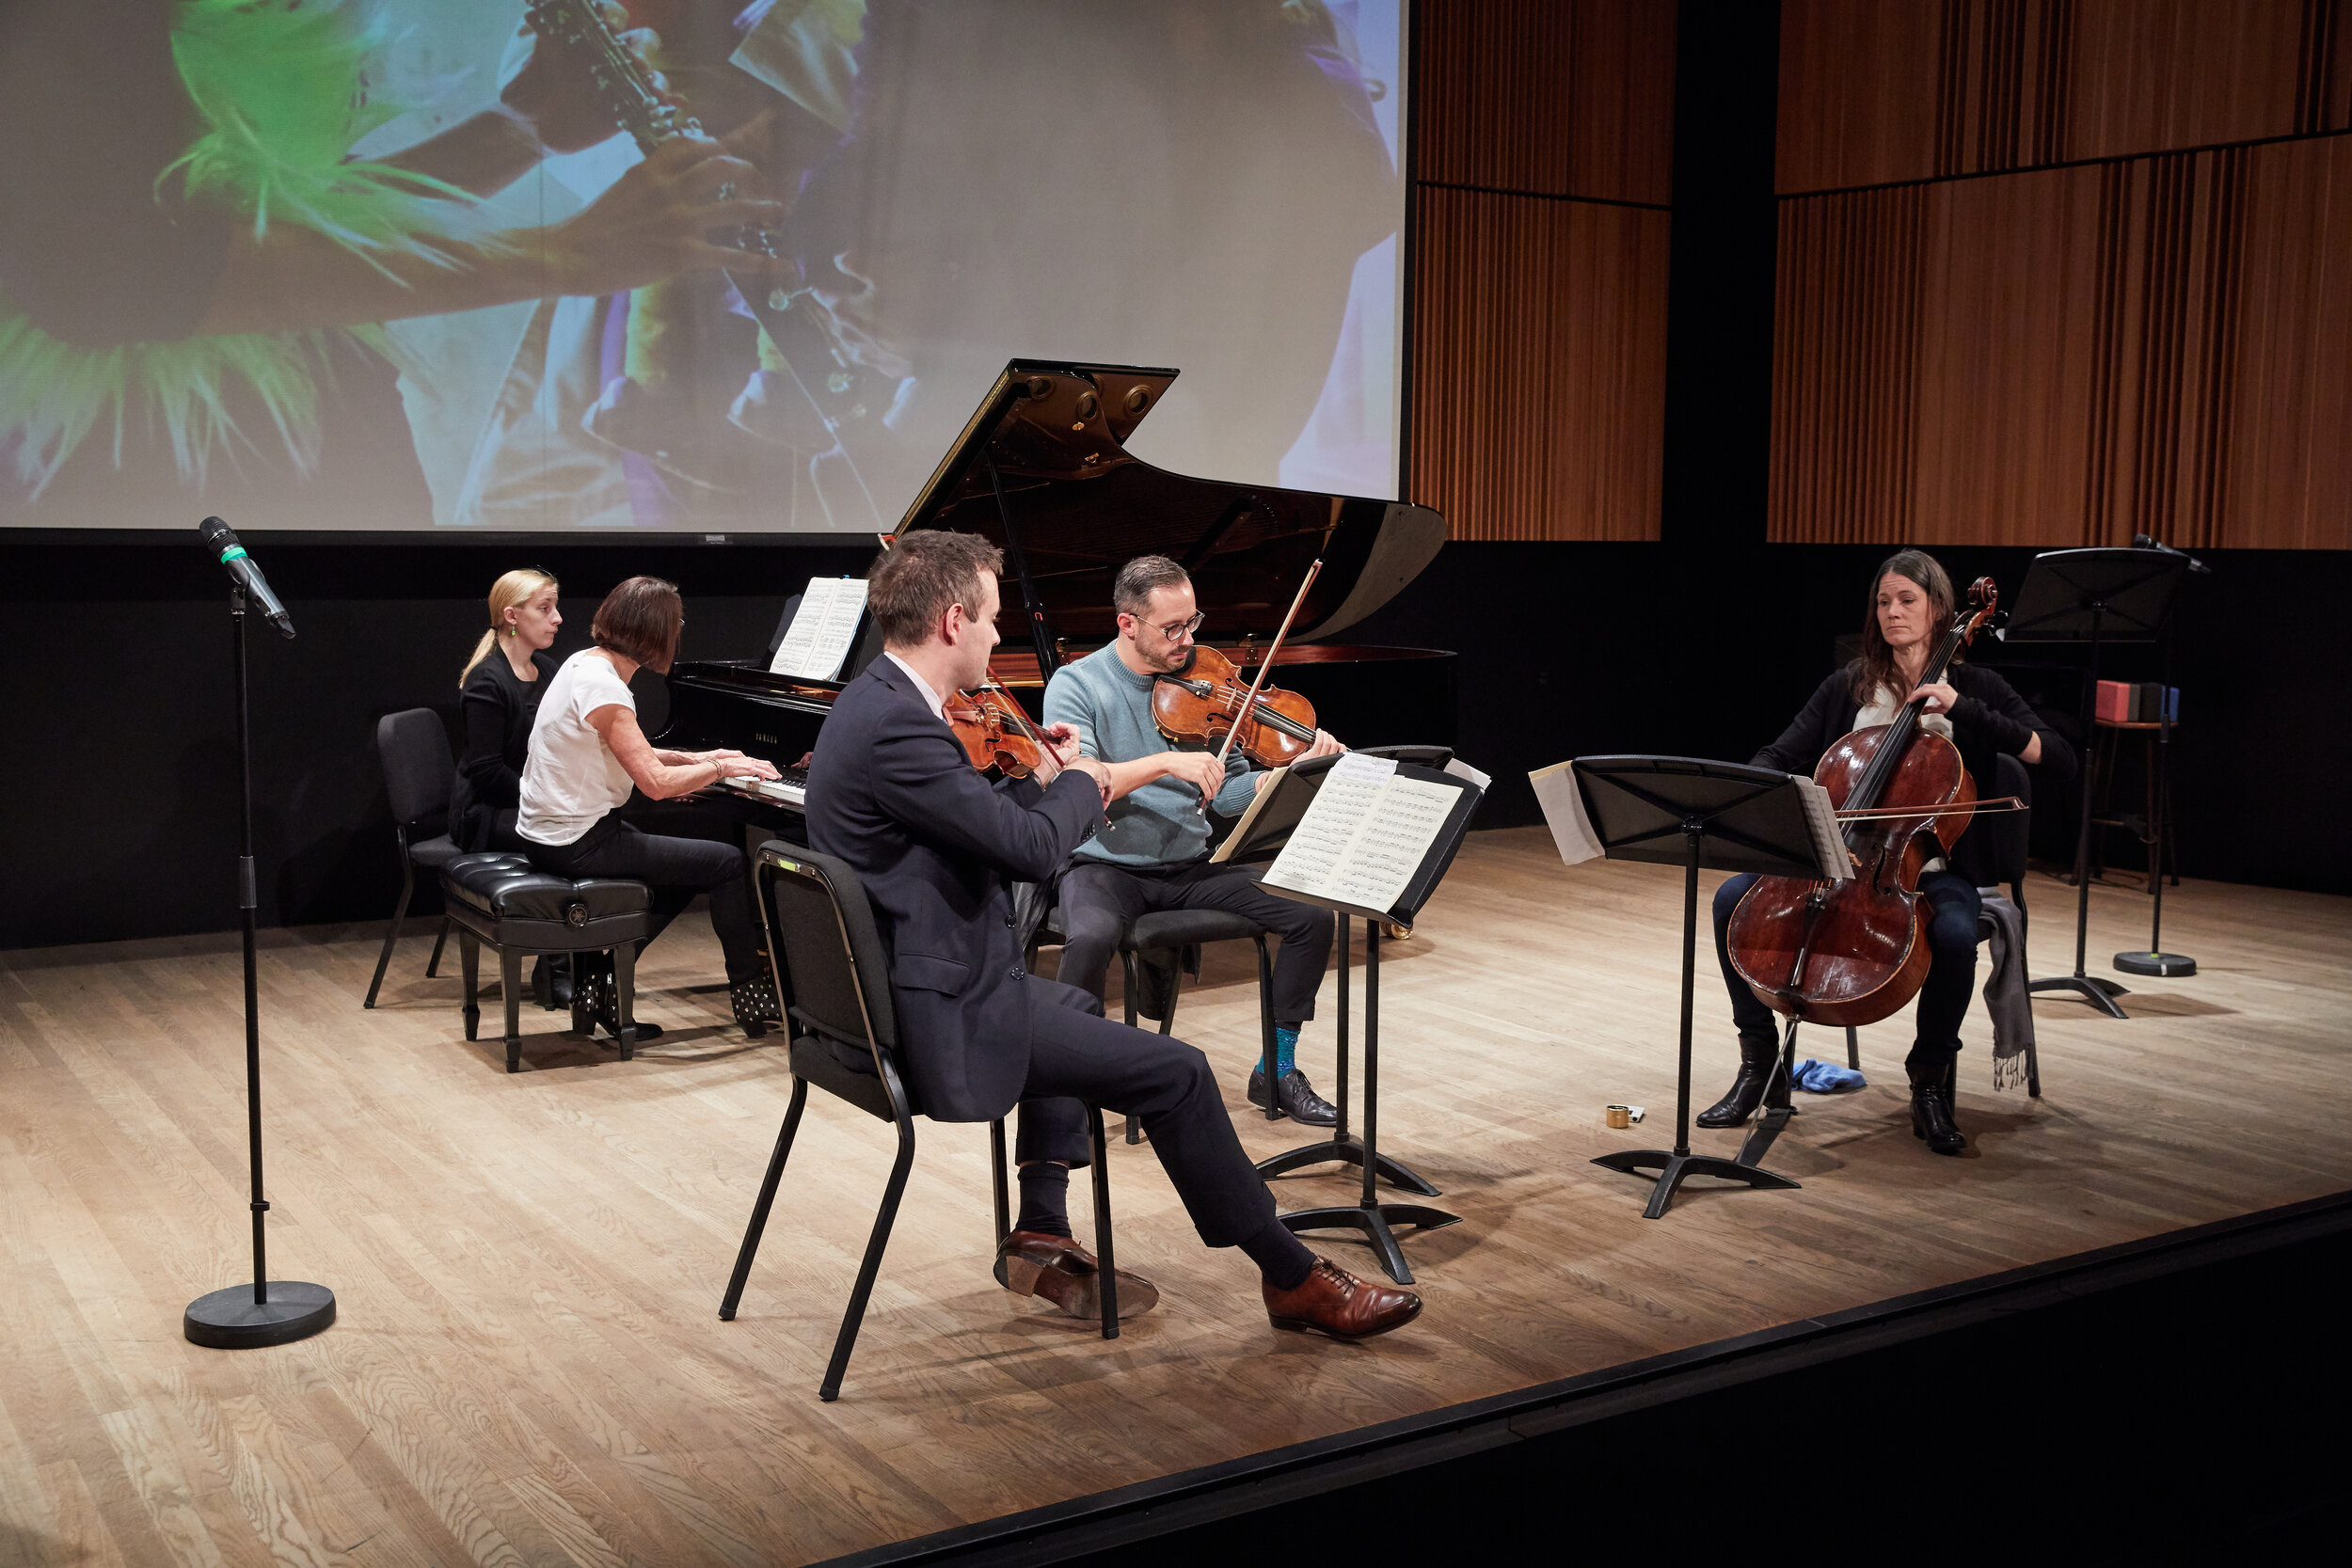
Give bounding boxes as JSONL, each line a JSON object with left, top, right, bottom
{"left": 1697, "top": 1032, "right": 1781, "bottom": 1128}
{"left": 1248, "top": 1066, "right": 1340, "bottom": 1127}
{"left": 1907, "top": 1059, "right": 1966, "bottom": 1154}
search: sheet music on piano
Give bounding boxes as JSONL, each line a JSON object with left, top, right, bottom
{"left": 1261, "top": 752, "right": 1466, "bottom": 922}
{"left": 768, "top": 577, "right": 869, "bottom": 681}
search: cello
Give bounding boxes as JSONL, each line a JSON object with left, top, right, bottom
{"left": 1725, "top": 578, "right": 2006, "bottom": 1027}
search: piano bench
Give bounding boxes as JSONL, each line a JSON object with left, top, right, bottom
{"left": 438, "top": 853, "right": 653, "bottom": 1072}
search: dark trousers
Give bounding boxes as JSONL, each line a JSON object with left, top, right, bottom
{"left": 1056, "top": 858, "right": 1334, "bottom": 1024}
{"left": 1010, "top": 977, "right": 1275, "bottom": 1247}
{"left": 529, "top": 816, "right": 761, "bottom": 980}
{"left": 1712, "top": 869, "right": 1982, "bottom": 1063}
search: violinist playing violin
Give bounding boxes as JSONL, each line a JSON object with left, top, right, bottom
{"left": 1700, "top": 549, "right": 2074, "bottom": 1154}
{"left": 803, "top": 533, "right": 1422, "bottom": 1339}
{"left": 1041, "top": 556, "right": 1349, "bottom": 1127}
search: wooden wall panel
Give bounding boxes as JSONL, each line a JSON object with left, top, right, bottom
{"left": 1772, "top": 140, "right": 2352, "bottom": 548}
{"left": 1778, "top": 0, "right": 2352, "bottom": 193}
{"left": 1410, "top": 187, "right": 1669, "bottom": 542}
{"left": 1415, "top": 0, "right": 1677, "bottom": 205}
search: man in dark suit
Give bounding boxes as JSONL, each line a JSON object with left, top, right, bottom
{"left": 804, "top": 531, "right": 1422, "bottom": 1339}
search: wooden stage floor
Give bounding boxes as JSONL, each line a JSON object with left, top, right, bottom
{"left": 3, "top": 827, "right": 2346, "bottom": 1565}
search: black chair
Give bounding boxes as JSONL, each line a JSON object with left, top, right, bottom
{"left": 437, "top": 852, "right": 651, "bottom": 1072}
{"left": 1804, "top": 752, "right": 2040, "bottom": 1093}
{"left": 364, "top": 708, "right": 463, "bottom": 1009}
{"left": 722, "top": 845, "right": 1118, "bottom": 1402}
{"left": 1033, "top": 900, "right": 1279, "bottom": 1145}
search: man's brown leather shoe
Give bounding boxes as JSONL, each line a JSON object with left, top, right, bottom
{"left": 1263, "top": 1257, "right": 1422, "bottom": 1339}
{"left": 996, "top": 1231, "right": 1161, "bottom": 1321}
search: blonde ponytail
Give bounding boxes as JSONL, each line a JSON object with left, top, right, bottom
{"left": 460, "top": 568, "right": 560, "bottom": 686}
{"left": 458, "top": 630, "right": 501, "bottom": 686}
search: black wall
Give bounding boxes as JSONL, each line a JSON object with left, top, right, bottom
{"left": 3, "top": 0, "right": 2342, "bottom": 952}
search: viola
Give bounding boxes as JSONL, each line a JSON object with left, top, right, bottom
{"left": 945, "top": 683, "right": 1051, "bottom": 778}
{"left": 1724, "top": 578, "right": 2006, "bottom": 1027}
{"left": 1150, "top": 643, "right": 1322, "bottom": 768}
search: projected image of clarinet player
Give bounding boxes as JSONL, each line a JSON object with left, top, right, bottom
{"left": 1041, "top": 556, "right": 1348, "bottom": 1126}
{"left": 0, "top": 0, "right": 779, "bottom": 525}
{"left": 1697, "top": 550, "right": 2074, "bottom": 1155}
{"left": 517, "top": 576, "right": 785, "bottom": 1042}
{"left": 805, "top": 532, "right": 1422, "bottom": 1339}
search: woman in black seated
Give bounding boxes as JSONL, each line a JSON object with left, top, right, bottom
{"left": 1698, "top": 549, "right": 2074, "bottom": 1154}
{"left": 453, "top": 569, "right": 562, "bottom": 855}
{"left": 518, "top": 576, "right": 782, "bottom": 1040}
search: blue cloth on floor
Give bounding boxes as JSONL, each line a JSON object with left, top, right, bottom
{"left": 1790, "top": 1057, "right": 1867, "bottom": 1093}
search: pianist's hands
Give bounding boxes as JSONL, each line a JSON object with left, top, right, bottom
{"left": 704, "top": 748, "right": 780, "bottom": 783}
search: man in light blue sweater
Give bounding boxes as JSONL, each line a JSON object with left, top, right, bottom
{"left": 1041, "top": 556, "right": 1345, "bottom": 1125}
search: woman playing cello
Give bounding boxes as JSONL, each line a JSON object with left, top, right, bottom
{"left": 1700, "top": 550, "right": 2074, "bottom": 1154}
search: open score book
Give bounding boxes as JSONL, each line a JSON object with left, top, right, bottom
{"left": 1233, "top": 752, "right": 1480, "bottom": 927}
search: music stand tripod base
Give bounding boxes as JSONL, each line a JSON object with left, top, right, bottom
{"left": 2114, "top": 951, "right": 2196, "bottom": 977}
{"left": 1255, "top": 1136, "right": 1442, "bottom": 1197}
{"left": 2028, "top": 974, "right": 2130, "bottom": 1017}
{"left": 184, "top": 1281, "right": 335, "bottom": 1350}
{"left": 1278, "top": 1202, "right": 1460, "bottom": 1287}
{"left": 1590, "top": 1148, "right": 1799, "bottom": 1221}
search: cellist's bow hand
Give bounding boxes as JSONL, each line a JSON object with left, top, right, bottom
{"left": 1303, "top": 728, "right": 1344, "bottom": 760}
{"left": 1909, "top": 681, "right": 1960, "bottom": 715}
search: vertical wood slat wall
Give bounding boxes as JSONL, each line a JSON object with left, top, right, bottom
{"left": 1406, "top": 0, "right": 1677, "bottom": 541}
{"left": 1772, "top": 0, "right": 2352, "bottom": 549}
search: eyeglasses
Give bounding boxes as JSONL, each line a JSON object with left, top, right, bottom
{"left": 1137, "top": 611, "right": 1204, "bottom": 640}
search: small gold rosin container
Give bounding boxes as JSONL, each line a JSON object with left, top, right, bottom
{"left": 1605, "top": 1104, "right": 1632, "bottom": 1129}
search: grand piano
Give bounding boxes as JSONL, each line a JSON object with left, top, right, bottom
{"left": 655, "top": 358, "right": 1455, "bottom": 847}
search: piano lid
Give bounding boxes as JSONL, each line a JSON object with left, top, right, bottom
{"left": 896, "top": 359, "right": 1445, "bottom": 644}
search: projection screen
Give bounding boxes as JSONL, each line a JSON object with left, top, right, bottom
{"left": 0, "top": 0, "right": 1406, "bottom": 533}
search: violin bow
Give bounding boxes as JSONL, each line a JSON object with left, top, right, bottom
{"left": 1200, "top": 559, "right": 1324, "bottom": 809}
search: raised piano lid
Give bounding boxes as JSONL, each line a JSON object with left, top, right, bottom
{"left": 898, "top": 359, "right": 1446, "bottom": 645}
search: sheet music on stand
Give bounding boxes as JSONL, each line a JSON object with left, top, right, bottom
{"left": 1530, "top": 758, "right": 1850, "bottom": 881}
{"left": 1218, "top": 752, "right": 1484, "bottom": 929}
{"left": 768, "top": 577, "right": 869, "bottom": 681}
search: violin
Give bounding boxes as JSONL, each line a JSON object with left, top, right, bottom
{"left": 1150, "top": 643, "right": 1322, "bottom": 768}
{"left": 945, "top": 683, "right": 1052, "bottom": 778}
{"left": 1724, "top": 578, "right": 2006, "bottom": 1027}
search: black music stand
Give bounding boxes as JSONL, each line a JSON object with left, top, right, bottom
{"left": 1219, "top": 753, "right": 1481, "bottom": 1283}
{"left": 2000, "top": 548, "right": 2187, "bottom": 1018}
{"left": 1559, "top": 757, "right": 1842, "bottom": 1219}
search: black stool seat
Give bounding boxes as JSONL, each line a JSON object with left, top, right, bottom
{"left": 438, "top": 852, "right": 653, "bottom": 1071}
{"left": 442, "top": 853, "right": 651, "bottom": 944}
{"left": 1125, "top": 908, "right": 1265, "bottom": 951}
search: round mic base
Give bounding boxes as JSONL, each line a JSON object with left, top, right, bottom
{"left": 2113, "top": 950, "right": 2196, "bottom": 978}
{"left": 183, "top": 1281, "right": 335, "bottom": 1349}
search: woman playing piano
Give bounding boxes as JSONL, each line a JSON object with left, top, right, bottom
{"left": 1698, "top": 549, "right": 2074, "bottom": 1154}
{"left": 518, "top": 576, "right": 783, "bottom": 1040}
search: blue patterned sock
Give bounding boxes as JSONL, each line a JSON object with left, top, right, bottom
{"left": 1275, "top": 1024, "right": 1300, "bottom": 1076}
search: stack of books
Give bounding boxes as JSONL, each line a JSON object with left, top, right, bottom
{"left": 2095, "top": 680, "right": 2181, "bottom": 723}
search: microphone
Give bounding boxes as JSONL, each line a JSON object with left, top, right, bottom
{"left": 198, "top": 516, "right": 296, "bottom": 638}
{"left": 2131, "top": 532, "right": 2213, "bottom": 576}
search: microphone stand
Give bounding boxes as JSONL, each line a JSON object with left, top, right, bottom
{"left": 183, "top": 584, "right": 336, "bottom": 1348}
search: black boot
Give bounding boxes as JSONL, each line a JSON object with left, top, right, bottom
{"left": 729, "top": 970, "right": 781, "bottom": 1037}
{"left": 1697, "top": 1032, "right": 1780, "bottom": 1128}
{"left": 1907, "top": 1057, "right": 1966, "bottom": 1154}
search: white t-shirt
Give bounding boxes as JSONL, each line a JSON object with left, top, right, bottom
{"left": 517, "top": 651, "right": 640, "bottom": 847}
